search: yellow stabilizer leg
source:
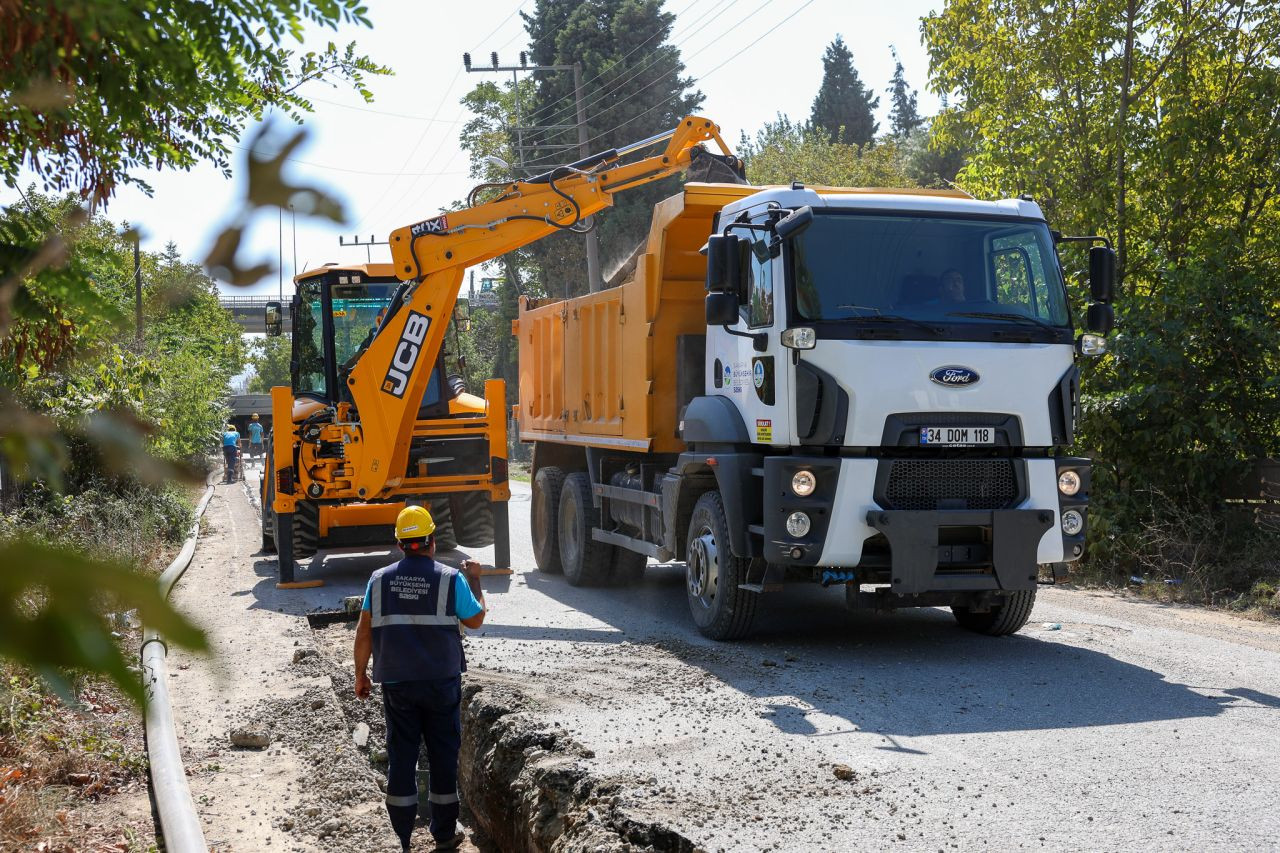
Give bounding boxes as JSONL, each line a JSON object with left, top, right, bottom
{"left": 276, "top": 580, "right": 325, "bottom": 589}
{"left": 479, "top": 567, "right": 513, "bottom": 577}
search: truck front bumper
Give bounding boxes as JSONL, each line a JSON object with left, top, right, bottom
{"left": 865, "top": 509, "right": 1055, "bottom": 594}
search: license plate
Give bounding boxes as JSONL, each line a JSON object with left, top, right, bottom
{"left": 919, "top": 426, "right": 995, "bottom": 446}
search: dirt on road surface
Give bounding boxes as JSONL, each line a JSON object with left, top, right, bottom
{"left": 158, "top": 473, "right": 1280, "bottom": 852}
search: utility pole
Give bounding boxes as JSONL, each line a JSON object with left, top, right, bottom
{"left": 133, "top": 233, "right": 143, "bottom": 343}
{"left": 464, "top": 51, "right": 603, "bottom": 292}
{"left": 277, "top": 208, "right": 283, "bottom": 302}
{"left": 339, "top": 235, "right": 389, "bottom": 264}
{"left": 290, "top": 203, "right": 297, "bottom": 280}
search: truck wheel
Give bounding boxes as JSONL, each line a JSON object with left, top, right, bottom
{"left": 685, "top": 492, "right": 757, "bottom": 640}
{"left": 608, "top": 548, "right": 647, "bottom": 586}
{"left": 261, "top": 444, "right": 276, "bottom": 553}
{"left": 450, "top": 490, "right": 495, "bottom": 548}
{"left": 952, "top": 589, "right": 1037, "bottom": 636}
{"left": 558, "top": 472, "right": 611, "bottom": 586}
{"left": 292, "top": 499, "right": 319, "bottom": 560}
{"left": 429, "top": 497, "right": 457, "bottom": 551}
{"left": 531, "top": 466, "right": 566, "bottom": 574}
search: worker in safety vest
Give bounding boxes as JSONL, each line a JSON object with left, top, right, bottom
{"left": 354, "top": 505, "right": 485, "bottom": 852}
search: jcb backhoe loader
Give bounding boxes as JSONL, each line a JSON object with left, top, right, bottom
{"left": 259, "top": 116, "right": 743, "bottom": 586}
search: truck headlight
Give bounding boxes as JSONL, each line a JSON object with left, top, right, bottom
{"left": 1061, "top": 510, "right": 1084, "bottom": 536}
{"left": 785, "top": 511, "right": 811, "bottom": 537}
{"left": 791, "top": 470, "right": 817, "bottom": 497}
{"left": 1057, "top": 470, "right": 1081, "bottom": 496}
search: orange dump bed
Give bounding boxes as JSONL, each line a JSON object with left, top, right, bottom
{"left": 515, "top": 183, "right": 758, "bottom": 454}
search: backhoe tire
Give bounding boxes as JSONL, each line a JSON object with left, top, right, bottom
{"left": 429, "top": 497, "right": 458, "bottom": 551}
{"left": 684, "top": 491, "right": 757, "bottom": 641}
{"left": 531, "top": 466, "right": 566, "bottom": 574}
{"left": 558, "top": 473, "right": 612, "bottom": 587}
{"left": 449, "top": 490, "right": 495, "bottom": 548}
{"left": 292, "top": 499, "right": 319, "bottom": 560}
{"left": 260, "top": 441, "right": 276, "bottom": 553}
{"left": 952, "top": 588, "right": 1037, "bottom": 636}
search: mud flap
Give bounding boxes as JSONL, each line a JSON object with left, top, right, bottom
{"left": 865, "top": 509, "right": 1054, "bottom": 595}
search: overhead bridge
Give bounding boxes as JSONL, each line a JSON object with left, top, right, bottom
{"left": 220, "top": 295, "right": 291, "bottom": 333}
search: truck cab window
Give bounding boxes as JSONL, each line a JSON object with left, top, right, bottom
{"left": 294, "top": 279, "right": 327, "bottom": 397}
{"left": 744, "top": 239, "right": 774, "bottom": 328}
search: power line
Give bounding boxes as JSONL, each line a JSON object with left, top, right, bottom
{"left": 306, "top": 96, "right": 471, "bottom": 123}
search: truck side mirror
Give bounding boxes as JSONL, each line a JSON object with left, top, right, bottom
{"left": 265, "top": 301, "right": 283, "bottom": 337}
{"left": 706, "top": 291, "right": 739, "bottom": 326}
{"left": 1086, "top": 303, "right": 1114, "bottom": 335}
{"left": 1089, "top": 246, "right": 1116, "bottom": 303}
{"left": 705, "top": 234, "right": 740, "bottom": 293}
{"left": 773, "top": 205, "right": 814, "bottom": 242}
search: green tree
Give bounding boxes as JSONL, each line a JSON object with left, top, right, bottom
{"left": 886, "top": 47, "right": 923, "bottom": 139}
{"left": 739, "top": 116, "right": 914, "bottom": 188}
{"left": 520, "top": 0, "right": 703, "bottom": 296}
{"left": 2, "top": 0, "right": 389, "bottom": 205}
{"left": 809, "top": 36, "right": 879, "bottom": 146}
{"left": 925, "top": 0, "right": 1280, "bottom": 576}
{"left": 247, "top": 335, "right": 292, "bottom": 393}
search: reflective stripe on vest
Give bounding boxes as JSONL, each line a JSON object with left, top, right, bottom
{"left": 369, "top": 567, "right": 456, "bottom": 628}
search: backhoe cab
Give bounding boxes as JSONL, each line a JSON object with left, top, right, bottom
{"left": 261, "top": 263, "right": 509, "bottom": 585}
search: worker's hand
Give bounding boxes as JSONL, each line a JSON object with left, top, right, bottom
{"left": 354, "top": 671, "right": 372, "bottom": 700}
{"left": 461, "top": 559, "right": 483, "bottom": 581}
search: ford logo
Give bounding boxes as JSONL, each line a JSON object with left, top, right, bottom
{"left": 930, "top": 366, "right": 980, "bottom": 387}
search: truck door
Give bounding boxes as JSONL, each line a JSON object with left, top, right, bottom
{"left": 707, "top": 232, "right": 791, "bottom": 447}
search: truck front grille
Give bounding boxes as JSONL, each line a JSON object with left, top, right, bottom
{"left": 880, "top": 459, "right": 1020, "bottom": 511}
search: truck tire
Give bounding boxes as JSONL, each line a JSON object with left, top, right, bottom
{"left": 450, "top": 490, "right": 495, "bottom": 548}
{"left": 952, "top": 589, "right": 1037, "bottom": 636}
{"left": 429, "top": 497, "right": 457, "bottom": 551}
{"left": 292, "top": 499, "right": 319, "bottom": 560}
{"left": 558, "top": 472, "right": 612, "bottom": 587}
{"left": 608, "top": 548, "right": 647, "bottom": 586}
{"left": 531, "top": 466, "right": 566, "bottom": 574}
{"left": 685, "top": 491, "right": 757, "bottom": 640}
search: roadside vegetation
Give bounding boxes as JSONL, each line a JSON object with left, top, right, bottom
{"left": 0, "top": 0, "right": 390, "bottom": 845}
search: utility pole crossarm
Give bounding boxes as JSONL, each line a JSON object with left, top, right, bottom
{"left": 388, "top": 116, "right": 734, "bottom": 281}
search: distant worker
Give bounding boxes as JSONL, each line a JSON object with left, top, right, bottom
{"left": 247, "top": 413, "right": 264, "bottom": 464}
{"left": 353, "top": 505, "right": 486, "bottom": 852}
{"left": 221, "top": 423, "right": 240, "bottom": 482}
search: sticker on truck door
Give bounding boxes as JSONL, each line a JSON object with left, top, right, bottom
{"left": 752, "top": 356, "right": 774, "bottom": 405}
{"left": 756, "top": 419, "right": 773, "bottom": 442}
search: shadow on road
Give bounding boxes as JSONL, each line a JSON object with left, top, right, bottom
{"left": 522, "top": 562, "right": 1269, "bottom": 740}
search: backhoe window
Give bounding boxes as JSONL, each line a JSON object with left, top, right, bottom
{"left": 294, "top": 280, "right": 326, "bottom": 396}
{"left": 332, "top": 281, "right": 396, "bottom": 368}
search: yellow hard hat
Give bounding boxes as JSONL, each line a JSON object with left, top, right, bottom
{"left": 395, "top": 505, "right": 436, "bottom": 540}
{"left": 251, "top": 413, "right": 260, "bottom": 420}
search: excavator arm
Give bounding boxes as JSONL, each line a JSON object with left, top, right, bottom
{"left": 342, "top": 116, "right": 736, "bottom": 501}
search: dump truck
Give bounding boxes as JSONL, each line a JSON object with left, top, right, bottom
{"left": 517, "top": 181, "right": 1116, "bottom": 639}
{"left": 259, "top": 116, "right": 745, "bottom": 586}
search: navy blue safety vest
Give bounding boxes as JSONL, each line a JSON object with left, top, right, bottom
{"left": 368, "top": 555, "right": 465, "bottom": 683}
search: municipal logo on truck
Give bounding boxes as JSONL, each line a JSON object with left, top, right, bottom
{"left": 381, "top": 311, "right": 432, "bottom": 398}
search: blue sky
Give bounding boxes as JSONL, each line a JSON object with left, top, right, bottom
{"left": 2, "top": 0, "right": 942, "bottom": 297}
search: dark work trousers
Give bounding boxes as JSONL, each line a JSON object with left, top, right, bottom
{"left": 382, "top": 676, "right": 462, "bottom": 848}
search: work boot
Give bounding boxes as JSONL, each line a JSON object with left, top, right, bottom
{"left": 432, "top": 830, "right": 465, "bottom": 851}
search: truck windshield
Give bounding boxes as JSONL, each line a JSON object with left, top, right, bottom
{"left": 331, "top": 281, "right": 397, "bottom": 368}
{"left": 294, "top": 279, "right": 327, "bottom": 396}
{"left": 789, "top": 212, "right": 1071, "bottom": 341}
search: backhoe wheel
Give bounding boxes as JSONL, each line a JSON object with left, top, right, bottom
{"left": 952, "top": 589, "right": 1037, "bottom": 636}
{"left": 260, "top": 441, "right": 276, "bottom": 553}
{"left": 450, "top": 490, "right": 495, "bottom": 548}
{"left": 558, "top": 473, "right": 612, "bottom": 587}
{"left": 685, "top": 491, "right": 757, "bottom": 641}
{"left": 608, "top": 547, "right": 647, "bottom": 586}
{"left": 429, "top": 497, "right": 458, "bottom": 551}
{"left": 531, "top": 466, "right": 567, "bottom": 574}
{"left": 292, "top": 499, "right": 319, "bottom": 560}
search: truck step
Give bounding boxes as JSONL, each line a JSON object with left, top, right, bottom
{"left": 747, "top": 524, "right": 766, "bottom": 536}
{"left": 738, "top": 583, "right": 784, "bottom": 593}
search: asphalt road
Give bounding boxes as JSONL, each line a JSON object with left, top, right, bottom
{"left": 242, "top": 474, "right": 1280, "bottom": 852}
